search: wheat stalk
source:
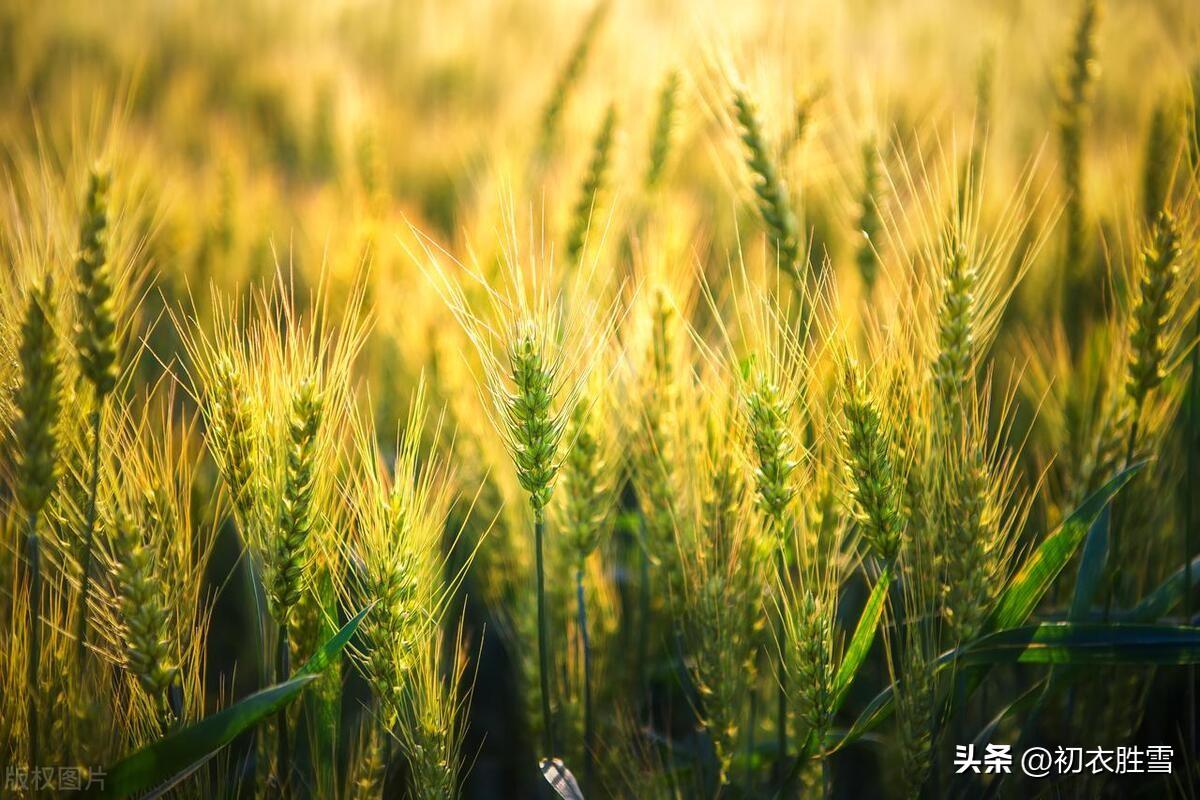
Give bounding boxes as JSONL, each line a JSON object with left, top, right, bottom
{"left": 645, "top": 70, "right": 681, "bottom": 191}
{"left": 566, "top": 104, "right": 618, "bottom": 267}
{"left": 856, "top": 137, "right": 884, "bottom": 294}
{"left": 13, "top": 275, "right": 64, "bottom": 774}
{"left": 732, "top": 86, "right": 802, "bottom": 284}
{"left": 1058, "top": 0, "right": 1102, "bottom": 285}
{"left": 539, "top": 0, "right": 610, "bottom": 157}
{"left": 74, "top": 166, "right": 120, "bottom": 669}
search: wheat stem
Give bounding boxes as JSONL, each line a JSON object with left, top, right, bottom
{"left": 575, "top": 566, "right": 594, "bottom": 790}
{"left": 539, "top": 0, "right": 609, "bottom": 157}
{"left": 74, "top": 166, "right": 118, "bottom": 674}
{"left": 636, "top": 515, "right": 651, "bottom": 712}
{"left": 1105, "top": 415, "right": 1140, "bottom": 622}
{"left": 856, "top": 137, "right": 883, "bottom": 294}
{"left": 1188, "top": 310, "right": 1200, "bottom": 754}
{"left": 1059, "top": 0, "right": 1101, "bottom": 287}
{"left": 14, "top": 277, "right": 63, "bottom": 781}
{"left": 75, "top": 409, "right": 103, "bottom": 669}
{"left": 534, "top": 510, "right": 554, "bottom": 757}
{"left": 745, "top": 680, "right": 758, "bottom": 787}
{"left": 645, "top": 70, "right": 680, "bottom": 191}
{"left": 774, "top": 542, "right": 791, "bottom": 788}
{"left": 566, "top": 104, "right": 618, "bottom": 266}
{"left": 25, "top": 509, "right": 41, "bottom": 779}
{"left": 732, "top": 86, "right": 802, "bottom": 285}
{"left": 277, "top": 625, "right": 292, "bottom": 794}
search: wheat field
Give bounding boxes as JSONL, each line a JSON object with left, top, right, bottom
{"left": 2, "top": 0, "right": 1200, "bottom": 797}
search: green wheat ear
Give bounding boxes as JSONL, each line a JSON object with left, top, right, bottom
{"left": 351, "top": 724, "right": 391, "bottom": 800}
{"left": 637, "top": 286, "right": 681, "bottom": 569}
{"left": 539, "top": 0, "right": 609, "bottom": 156}
{"left": 932, "top": 235, "right": 976, "bottom": 418}
{"left": 744, "top": 367, "right": 798, "bottom": 543}
{"left": 364, "top": 550, "right": 422, "bottom": 719}
{"left": 790, "top": 590, "right": 833, "bottom": 739}
{"left": 895, "top": 621, "right": 937, "bottom": 796}
{"left": 270, "top": 377, "right": 324, "bottom": 623}
{"left": 507, "top": 324, "right": 561, "bottom": 514}
{"left": 561, "top": 395, "right": 614, "bottom": 563}
{"left": 841, "top": 360, "right": 905, "bottom": 562}
{"left": 941, "top": 450, "right": 999, "bottom": 641}
{"left": 566, "top": 104, "right": 618, "bottom": 267}
{"left": 855, "top": 137, "right": 884, "bottom": 294}
{"left": 209, "top": 356, "right": 262, "bottom": 529}
{"left": 111, "top": 503, "right": 179, "bottom": 717}
{"left": 732, "top": 86, "right": 801, "bottom": 283}
{"left": 700, "top": 405, "right": 744, "bottom": 545}
{"left": 75, "top": 166, "right": 119, "bottom": 398}
{"left": 1126, "top": 210, "right": 1182, "bottom": 407}
{"left": 15, "top": 275, "right": 64, "bottom": 516}
{"left": 1058, "top": 0, "right": 1102, "bottom": 281}
{"left": 1142, "top": 99, "right": 1179, "bottom": 225}
{"left": 15, "top": 275, "right": 63, "bottom": 778}
{"left": 645, "top": 70, "right": 680, "bottom": 191}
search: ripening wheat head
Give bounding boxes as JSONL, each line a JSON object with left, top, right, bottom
{"left": 554, "top": 360, "right": 622, "bottom": 566}
{"left": 1026, "top": 189, "right": 1197, "bottom": 504}
{"left": 729, "top": 81, "right": 802, "bottom": 283}
{"left": 90, "top": 389, "right": 218, "bottom": 735}
{"left": 711, "top": 268, "right": 813, "bottom": 548}
{"left": 338, "top": 381, "right": 458, "bottom": 724}
{"left": 538, "top": 0, "right": 611, "bottom": 157}
{"left": 335, "top": 379, "right": 472, "bottom": 799}
{"left": 1125, "top": 209, "right": 1188, "bottom": 410}
{"left": 565, "top": 103, "right": 619, "bottom": 268}
{"left": 394, "top": 625, "right": 472, "bottom": 800}
{"left": 1019, "top": 317, "right": 1142, "bottom": 518}
{"left": 74, "top": 166, "right": 120, "bottom": 399}
{"left": 838, "top": 353, "right": 907, "bottom": 564}
{"left": 179, "top": 273, "right": 367, "bottom": 626}
{"left": 12, "top": 275, "right": 66, "bottom": 520}
{"left": 876, "top": 140, "right": 1046, "bottom": 415}
{"left": 935, "top": 378, "right": 1031, "bottom": 642}
{"left": 415, "top": 205, "right": 619, "bottom": 518}
{"left": 886, "top": 511, "right": 944, "bottom": 799}
{"left": 615, "top": 236, "right": 701, "bottom": 591}
{"left": 644, "top": 69, "right": 682, "bottom": 192}
{"left": 0, "top": 143, "right": 146, "bottom": 431}
{"left": 677, "top": 372, "right": 765, "bottom": 783}
{"left": 1, "top": 568, "right": 103, "bottom": 766}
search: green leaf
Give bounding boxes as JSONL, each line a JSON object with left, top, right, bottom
{"left": 986, "top": 462, "right": 1143, "bottom": 633}
{"left": 829, "top": 465, "right": 1143, "bottom": 754}
{"left": 93, "top": 604, "right": 372, "bottom": 798}
{"left": 1124, "top": 554, "right": 1200, "bottom": 622}
{"left": 1068, "top": 506, "right": 1110, "bottom": 621}
{"left": 822, "top": 677, "right": 894, "bottom": 755}
{"left": 141, "top": 752, "right": 219, "bottom": 800}
{"left": 830, "top": 561, "right": 893, "bottom": 712}
{"left": 296, "top": 601, "right": 374, "bottom": 677}
{"left": 299, "top": 572, "right": 344, "bottom": 797}
{"left": 970, "top": 678, "right": 1046, "bottom": 750}
{"left": 93, "top": 675, "right": 317, "bottom": 798}
{"left": 943, "top": 623, "right": 1200, "bottom": 667}
{"left": 950, "top": 679, "right": 1047, "bottom": 797}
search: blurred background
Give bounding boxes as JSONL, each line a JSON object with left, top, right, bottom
{"left": 2, "top": 0, "right": 1200, "bottom": 797}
